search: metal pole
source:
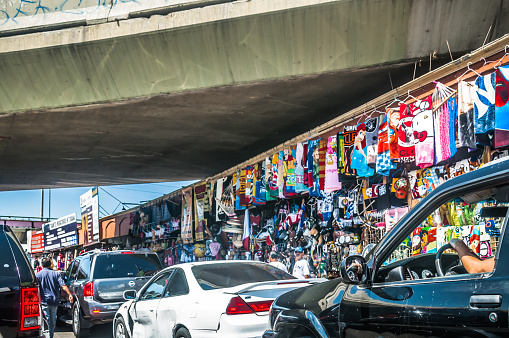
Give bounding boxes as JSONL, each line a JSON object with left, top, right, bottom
{"left": 49, "top": 189, "right": 51, "bottom": 220}
{"left": 40, "top": 189, "right": 44, "bottom": 221}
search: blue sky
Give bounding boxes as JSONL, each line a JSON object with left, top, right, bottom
{"left": 0, "top": 181, "right": 197, "bottom": 221}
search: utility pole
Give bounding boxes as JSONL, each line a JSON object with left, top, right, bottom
{"left": 40, "top": 189, "right": 44, "bottom": 221}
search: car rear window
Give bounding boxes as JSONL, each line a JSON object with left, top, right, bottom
{"left": 0, "top": 230, "right": 35, "bottom": 287}
{"left": 93, "top": 252, "right": 162, "bottom": 279}
{"left": 192, "top": 262, "right": 296, "bottom": 290}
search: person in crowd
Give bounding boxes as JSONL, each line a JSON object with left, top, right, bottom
{"left": 269, "top": 251, "right": 288, "bottom": 273}
{"left": 36, "top": 257, "right": 74, "bottom": 338}
{"left": 449, "top": 238, "right": 495, "bottom": 273}
{"left": 292, "top": 247, "right": 310, "bottom": 279}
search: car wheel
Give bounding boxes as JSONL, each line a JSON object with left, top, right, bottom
{"left": 175, "top": 327, "right": 191, "bottom": 338}
{"left": 114, "top": 317, "right": 128, "bottom": 338}
{"left": 72, "top": 303, "right": 90, "bottom": 338}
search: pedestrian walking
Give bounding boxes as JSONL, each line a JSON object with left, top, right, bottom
{"left": 292, "top": 247, "right": 310, "bottom": 279}
{"left": 36, "top": 257, "right": 73, "bottom": 338}
{"left": 268, "top": 251, "right": 288, "bottom": 273}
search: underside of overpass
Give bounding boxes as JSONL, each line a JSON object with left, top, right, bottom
{"left": 0, "top": 0, "right": 508, "bottom": 191}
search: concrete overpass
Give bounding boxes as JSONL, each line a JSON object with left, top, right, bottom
{"left": 0, "top": 0, "right": 508, "bottom": 190}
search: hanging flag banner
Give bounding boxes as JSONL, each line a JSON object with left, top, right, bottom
{"left": 181, "top": 187, "right": 194, "bottom": 244}
{"left": 43, "top": 213, "right": 78, "bottom": 251}
{"left": 194, "top": 183, "right": 207, "bottom": 242}
{"left": 80, "top": 187, "right": 100, "bottom": 245}
{"left": 30, "top": 230, "right": 44, "bottom": 253}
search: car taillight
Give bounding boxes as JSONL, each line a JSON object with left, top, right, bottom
{"left": 226, "top": 296, "right": 274, "bottom": 315}
{"left": 121, "top": 251, "right": 135, "bottom": 254}
{"left": 20, "top": 287, "right": 40, "bottom": 331}
{"left": 84, "top": 281, "right": 93, "bottom": 299}
{"left": 248, "top": 300, "right": 273, "bottom": 312}
{"left": 226, "top": 296, "right": 253, "bottom": 315}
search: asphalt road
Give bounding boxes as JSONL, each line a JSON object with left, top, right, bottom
{"left": 54, "top": 323, "right": 112, "bottom": 338}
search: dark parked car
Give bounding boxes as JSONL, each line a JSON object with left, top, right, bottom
{"left": 59, "top": 249, "right": 162, "bottom": 337}
{"left": 0, "top": 224, "right": 41, "bottom": 338}
{"left": 264, "top": 158, "right": 509, "bottom": 337}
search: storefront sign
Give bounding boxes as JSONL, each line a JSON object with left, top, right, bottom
{"left": 30, "top": 230, "right": 44, "bottom": 253}
{"left": 80, "top": 187, "right": 100, "bottom": 245}
{"left": 43, "top": 213, "right": 78, "bottom": 251}
{"left": 181, "top": 187, "right": 193, "bottom": 244}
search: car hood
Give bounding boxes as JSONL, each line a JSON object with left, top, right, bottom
{"left": 273, "top": 278, "right": 346, "bottom": 315}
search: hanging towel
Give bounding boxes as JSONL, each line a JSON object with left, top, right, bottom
{"left": 474, "top": 72, "right": 496, "bottom": 145}
{"left": 295, "top": 143, "right": 307, "bottom": 192}
{"left": 245, "top": 165, "right": 254, "bottom": 206}
{"left": 388, "top": 108, "right": 400, "bottom": 162}
{"left": 398, "top": 102, "right": 416, "bottom": 163}
{"left": 433, "top": 93, "right": 457, "bottom": 163}
{"left": 376, "top": 113, "right": 396, "bottom": 176}
{"left": 278, "top": 150, "right": 286, "bottom": 198}
{"left": 350, "top": 123, "right": 375, "bottom": 177}
{"left": 253, "top": 163, "right": 266, "bottom": 205}
{"left": 337, "top": 132, "right": 345, "bottom": 169}
{"left": 307, "top": 139, "right": 321, "bottom": 196}
{"left": 494, "top": 65, "right": 509, "bottom": 148}
{"left": 325, "top": 135, "right": 342, "bottom": 192}
{"left": 342, "top": 126, "right": 357, "bottom": 176}
{"left": 457, "top": 81, "right": 477, "bottom": 149}
{"left": 286, "top": 146, "right": 296, "bottom": 194}
{"left": 365, "top": 116, "right": 379, "bottom": 168}
{"left": 266, "top": 157, "right": 277, "bottom": 201}
{"left": 318, "top": 139, "right": 327, "bottom": 190}
{"left": 412, "top": 96, "right": 435, "bottom": 168}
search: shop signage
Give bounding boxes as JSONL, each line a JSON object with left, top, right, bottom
{"left": 30, "top": 230, "right": 44, "bottom": 253}
{"left": 80, "top": 187, "right": 100, "bottom": 245}
{"left": 43, "top": 213, "right": 78, "bottom": 251}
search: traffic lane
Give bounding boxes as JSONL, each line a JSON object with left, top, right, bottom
{"left": 54, "top": 323, "right": 112, "bottom": 338}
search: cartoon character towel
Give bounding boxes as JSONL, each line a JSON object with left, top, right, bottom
{"left": 398, "top": 102, "right": 416, "bottom": 162}
{"left": 376, "top": 113, "right": 396, "bottom": 176}
{"left": 350, "top": 123, "right": 374, "bottom": 177}
{"left": 365, "top": 117, "right": 379, "bottom": 168}
{"left": 412, "top": 96, "right": 434, "bottom": 168}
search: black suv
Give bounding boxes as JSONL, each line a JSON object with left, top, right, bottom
{"left": 59, "top": 249, "right": 162, "bottom": 337}
{"left": 264, "top": 158, "right": 509, "bottom": 337}
{"left": 0, "top": 224, "right": 41, "bottom": 337}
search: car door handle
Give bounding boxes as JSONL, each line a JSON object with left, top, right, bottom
{"left": 470, "top": 295, "right": 502, "bottom": 308}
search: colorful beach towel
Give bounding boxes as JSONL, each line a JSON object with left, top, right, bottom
{"left": 342, "top": 126, "right": 357, "bottom": 175}
{"left": 324, "top": 135, "right": 341, "bottom": 192}
{"left": 295, "top": 143, "right": 307, "bottom": 192}
{"left": 474, "top": 72, "right": 496, "bottom": 145}
{"left": 365, "top": 117, "right": 379, "bottom": 168}
{"left": 376, "top": 113, "right": 396, "bottom": 176}
{"left": 350, "top": 123, "right": 374, "bottom": 177}
{"left": 307, "top": 139, "right": 321, "bottom": 196}
{"left": 457, "top": 81, "right": 476, "bottom": 149}
{"left": 387, "top": 108, "right": 400, "bottom": 162}
{"left": 319, "top": 139, "right": 327, "bottom": 190}
{"left": 433, "top": 93, "right": 457, "bottom": 163}
{"left": 412, "top": 96, "right": 435, "bottom": 168}
{"left": 398, "top": 102, "right": 416, "bottom": 162}
{"left": 494, "top": 65, "right": 509, "bottom": 148}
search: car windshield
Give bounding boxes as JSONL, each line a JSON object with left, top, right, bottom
{"left": 192, "top": 262, "right": 295, "bottom": 290}
{"left": 93, "top": 253, "right": 162, "bottom": 279}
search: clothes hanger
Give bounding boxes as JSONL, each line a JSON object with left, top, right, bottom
{"left": 401, "top": 89, "right": 418, "bottom": 103}
{"left": 457, "top": 62, "right": 482, "bottom": 82}
{"left": 494, "top": 45, "right": 509, "bottom": 69}
{"left": 384, "top": 93, "right": 404, "bottom": 111}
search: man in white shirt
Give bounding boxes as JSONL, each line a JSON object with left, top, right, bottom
{"left": 268, "top": 252, "right": 288, "bottom": 273}
{"left": 292, "top": 247, "right": 310, "bottom": 279}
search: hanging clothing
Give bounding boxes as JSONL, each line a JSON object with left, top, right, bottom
{"left": 318, "top": 140, "right": 327, "bottom": 191}
{"left": 494, "top": 65, "right": 509, "bottom": 148}
{"left": 337, "top": 133, "right": 345, "bottom": 170}
{"left": 365, "top": 116, "right": 379, "bottom": 168}
{"left": 253, "top": 163, "right": 266, "bottom": 205}
{"left": 412, "top": 96, "right": 435, "bottom": 168}
{"left": 376, "top": 114, "right": 396, "bottom": 176}
{"left": 350, "top": 123, "right": 374, "bottom": 177}
{"left": 387, "top": 108, "right": 400, "bottom": 162}
{"left": 278, "top": 151, "right": 285, "bottom": 198}
{"left": 398, "top": 102, "right": 416, "bottom": 163}
{"left": 433, "top": 93, "right": 457, "bottom": 163}
{"left": 265, "top": 157, "right": 278, "bottom": 201}
{"left": 474, "top": 72, "right": 496, "bottom": 145}
{"left": 245, "top": 165, "right": 254, "bottom": 206}
{"left": 307, "top": 139, "right": 321, "bottom": 196}
{"left": 324, "top": 135, "right": 341, "bottom": 192}
{"left": 457, "top": 80, "right": 477, "bottom": 149}
{"left": 295, "top": 143, "right": 307, "bottom": 192}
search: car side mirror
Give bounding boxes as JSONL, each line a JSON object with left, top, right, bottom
{"left": 123, "top": 290, "right": 137, "bottom": 300}
{"left": 340, "top": 255, "right": 368, "bottom": 284}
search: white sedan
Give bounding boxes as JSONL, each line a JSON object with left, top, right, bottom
{"left": 113, "top": 260, "right": 324, "bottom": 338}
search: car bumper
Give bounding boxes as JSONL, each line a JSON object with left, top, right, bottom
{"left": 190, "top": 312, "right": 269, "bottom": 338}
{"left": 85, "top": 300, "right": 124, "bottom": 321}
